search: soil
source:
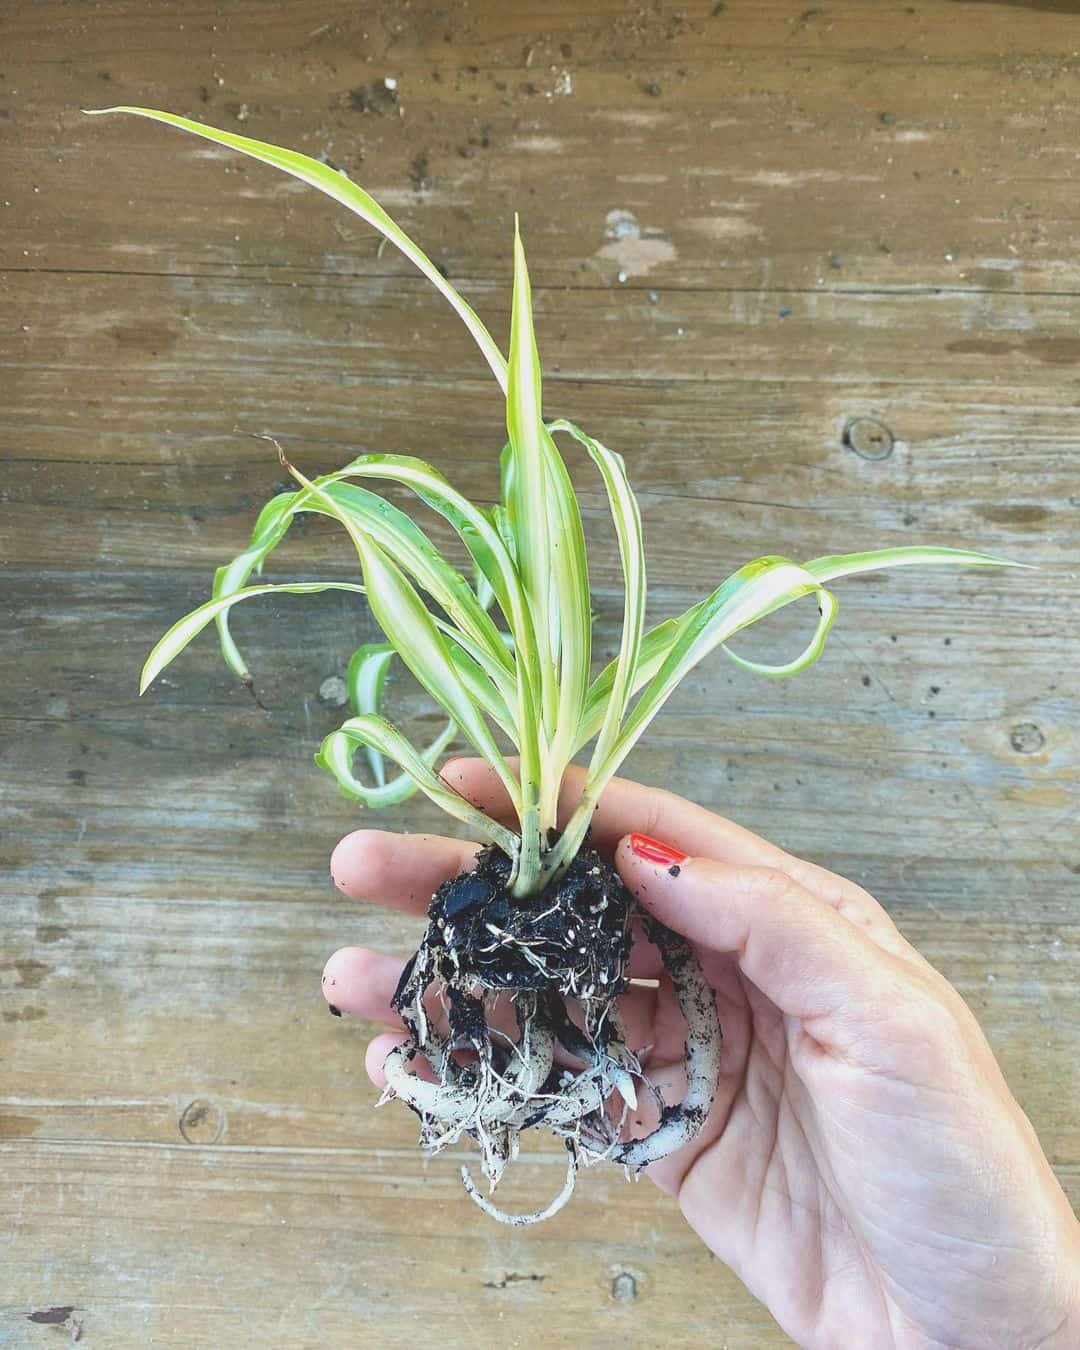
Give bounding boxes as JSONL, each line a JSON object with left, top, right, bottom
{"left": 392, "top": 843, "right": 633, "bottom": 1004}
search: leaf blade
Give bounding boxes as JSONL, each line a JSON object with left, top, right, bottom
{"left": 140, "top": 580, "right": 365, "bottom": 695}
{"left": 317, "top": 716, "right": 517, "bottom": 853}
{"left": 280, "top": 459, "right": 524, "bottom": 821}
{"left": 548, "top": 418, "right": 645, "bottom": 772}
{"left": 84, "top": 106, "right": 509, "bottom": 392}
{"left": 804, "top": 544, "right": 1027, "bottom": 583}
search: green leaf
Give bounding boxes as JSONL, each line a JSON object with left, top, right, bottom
{"left": 491, "top": 501, "right": 517, "bottom": 567}
{"left": 140, "top": 580, "right": 365, "bottom": 695}
{"left": 578, "top": 545, "right": 1023, "bottom": 735}
{"left": 346, "top": 643, "right": 398, "bottom": 785}
{"left": 212, "top": 492, "right": 299, "bottom": 679}
{"left": 329, "top": 454, "right": 530, "bottom": 676}
{"left": 322, "top": 645, "right": 458, "bottom": 806}
{"left": 544, "top": 556, "right": 832, "bottom": 878}
{"left": 614, "top": 557, "right": 829, "bottom": 753}
{"left": 575, "top": 616, "right": 681, "bottom": 752}
{"left": 280, "top": 459, "right": 524, "bottom": 822}
{"left": 804, "top": 544, "right": 1027, "bottom": 583}
{"left": 84, "top": 107, "right": 509, "bottom": 392}
{"left": 325, "top": 481, "right": 513, "bottom": 695}
{"left": 505, "top": 219, "right": 557, "bottom": 732}
{"left": 503, "top": 227, "right": 591, "bottom": 848}
{"left": 339, "top": 641, "right": 513, "bottom": 807}
{"left": 559, "top": 543, "right": 1026, "bottom": 870}
{"left": 721, "top": 586, "right": 839, "bottom": 678}
{"left": 317, "top": 716, "right": 517, "bottom": 853}
{"left": 540, "top": 436, "right": 591, "bottom": 794}
{"left": 548, "top": 418, "right": 645, "bottom": 776}
{"left": 211, "top": 469, "right": 515, "bottom": 703}
{"left": 438, "top": 631, "right": 516, "bottom": 737}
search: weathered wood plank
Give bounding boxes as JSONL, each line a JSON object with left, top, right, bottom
{"left": 3, "top": 1, "right": 1079, "bottom": 1346}
{"left": 9, "top": 0, "right": 1080, "bottom": 295}
{"left": 5, "top": 272, "right": 1078, "bottom": 595}
{"left": 1, "top": 1143, "right": 783, "bottom": 1348}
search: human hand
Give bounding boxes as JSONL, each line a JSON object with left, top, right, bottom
{"left": 322, "top": 760, "right": 1080, "bottom": 1349}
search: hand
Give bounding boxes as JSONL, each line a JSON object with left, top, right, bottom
{"left": 322, "top": 760, "right": 1080, "bottom": 1349}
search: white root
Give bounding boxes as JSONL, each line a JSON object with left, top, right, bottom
{"left": 381, "top": 905, "right": 722, "bottom": 1218}
{"left": 382, "top": 1043, "right": 476, "bottom": 1123}
{"left": 608, "top": 1064, "right": 638, "bottom": 1111}
{"left": 612, "top": 920, "right": 722, "bottom": 1169}
{"left": 460, "top": 1142, "right": 578, "bottom": 1226}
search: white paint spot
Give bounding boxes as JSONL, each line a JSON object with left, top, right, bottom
{"left": 597, "top": 209, "right": 677, "bottom": 279}
{"left": 893, "top": 129, "right": 933, "bottom": 142}
{"left": 605, "top": 209, "right": 640, "bottom": 241}
{"left": 319, "top": 676, "right": 348, "bottom": 707}
{"left": 549, "top": 69, "right": 573, "bottom": 98}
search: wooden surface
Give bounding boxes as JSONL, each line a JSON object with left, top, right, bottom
{"left": 2, "top": 1, "right": 1079, "bottom": 1344}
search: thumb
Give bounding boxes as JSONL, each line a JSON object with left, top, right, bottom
{"left": 615, "top": 832, "right": 907, "bottom": 1033}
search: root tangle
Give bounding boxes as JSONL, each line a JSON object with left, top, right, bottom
{"left": 380, "top": 846, "right": 721, "bottom": 1223}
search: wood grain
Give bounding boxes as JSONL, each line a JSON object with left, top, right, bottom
{"left": 2, "top": 1, "right": 1078, "bottom": 1345}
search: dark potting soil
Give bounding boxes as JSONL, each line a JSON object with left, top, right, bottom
{"left": 392, "top": 843, "right": 634, "bottom": 1001}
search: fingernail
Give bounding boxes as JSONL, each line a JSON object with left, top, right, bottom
{"left": 628, "top": 833, "right": 688, "bottom": 867}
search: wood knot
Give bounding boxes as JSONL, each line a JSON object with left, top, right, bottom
{"left": 611, "top": 1270, "right": 638, "bottom": 1301}
{"left": 1009, "top": 722, "right": 1045, "bottom": 754}
{"left": 843, "top": 416, "right": 894, "bottom": 461}
{"left": 179, "top": 1098, "right": 225, "bottom": 1144}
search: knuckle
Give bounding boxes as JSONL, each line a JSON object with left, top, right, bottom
{"left": 746, "top": 865, "right": 798, "bottom": 905}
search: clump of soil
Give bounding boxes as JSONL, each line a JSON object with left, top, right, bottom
{"left": 380, "top": 843, "right": 722, "bottom": 1224}
{"left": 397, "top": 843, "right": 632, "bottom": 998}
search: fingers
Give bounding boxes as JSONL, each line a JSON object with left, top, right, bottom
{"left": 439, "top": 758, "right": 900, "bottom": 940}
{"left": 365, "top": 1030, "right": 408, "bottom": 1088}
{"left": 321, "top": 925, "right": 661, "bottom": 1025}
{"left": 322, "top": 946, "right": 408, "bottom": 1024}
{"left": 331, "top": 768, "right": 902, "bottom": 957}
{"left": 330, "top": 829, "right": 482, "bottom": 914}
{"left": 615, "top": 839, "right": 913, "bottom": 1043}
{"left": 323, "top": 944, "right": 660, "bottom": 1062}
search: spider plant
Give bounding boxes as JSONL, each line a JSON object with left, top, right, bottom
{"left": 91, "top": 106, "right": 1019, "bottom": 1222}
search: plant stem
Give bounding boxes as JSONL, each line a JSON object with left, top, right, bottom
{"left": 533, "top": 788, "right": 597, "bottom": 890}
{"left": 512, "top": 794, "right": 544, "bottom": 897}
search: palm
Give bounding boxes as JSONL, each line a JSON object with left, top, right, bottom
{"left": 637, "top": 939, "right": 1069, "bottom": 1349}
